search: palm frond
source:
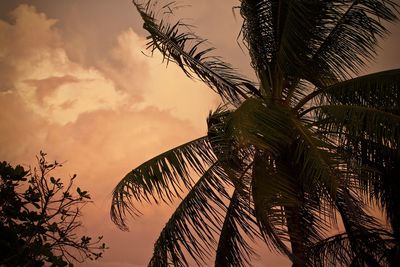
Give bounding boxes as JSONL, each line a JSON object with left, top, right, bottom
{"left": 111, "top": 136, "right": 215, "bottom": 230}
{"left": 315, "top": 104, "right": 400, "bottom": 147}
{"left": 373, "top": 159, "right": 400, "bottom": 238}
{"left": 133, "top": 0, "right": 259, "bottom": 105}
{"left": 226, "top": 98, "right": 294, "bottom": 156}
{"left": 239, "top": 1, "right": 399, "bottom": 89}
{"left": 298, "top": 71, "right": 400, "bottom": 153}
{"left": 251, "top": 151, "right": 293, "bottom": 257}
{"left": 294, "top": 69, "right": 400, "bottom": 112}
{"left": 215, "top": 171, "right": 260, "bottom": 267}
{"left": 290, "top": 117, "right": 343, "bottom": 198}
{"left": 240, "top": 0, "right": 276, "bottom": 78}
{"left": 306, "top": 230, "right": 395, "bottom": 267}
{"left": 148, "top": 163, "right": 231, "bottom": 267}
{"left": 323, "top": 69, "right": 400, "bottom": 114}
{"left": 273, "top": 1, "right": 339, "bottom": 87}
{"left": 319, "top": 188, "right": 396, "bottom": 266}
{"left": 344, "top": 137, "right": 400, "bottom": 238}
{"left": 252, "top": 150, "right": 332, "bottom": 257}
{"left": 309, "top": 0, "right": 399, "bottom": 81}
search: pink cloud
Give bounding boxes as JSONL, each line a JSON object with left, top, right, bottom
{"left": 0, "top": 4, "right": 220, "bottom": 266}
{"left": 24, "top": 75, "right": 79, "bottom": 103}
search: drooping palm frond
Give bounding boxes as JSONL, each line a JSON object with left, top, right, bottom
{"left": 149, "top": 163, "right": 231, "bottom": 267}
{"left": 251, "top": 151, "right": 293, "bottom": 257}
{"left": 296, "top": 71, "right": 400, "bottom": 221}
{"left": 111, "top": 136, "right": 215, "bottom": 230}
{"left": 311, "top": 188, "right": 396, "bottom": 267}
{"left": 297, "top": 70, "right": 400, "bottom": 171}
{"left": 314, "top": 70, "right": 400, "bottom": 240}
{"left": 215, "top": 169, "right": 260, "bottom": 267}
{"left": 306, "top": 229, "right": 395, "bottom": 267}
{"left": 133, "top": 0, "right": 260, "bottom": 105}
{"left": 341, "top": 136, "right": 400, "bottom": 239}
{"left": 252, "top": 149, "right": 337, "bottom": 263}
{"left": 372, "top": 155, "right": 400, "bottom": 238}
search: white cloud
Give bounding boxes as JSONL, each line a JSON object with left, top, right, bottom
{"left": 0, "top": 4, "right": 218, "bottom": 127}
{"left": 0, "top": 5, "right": 129, "bottom": 125}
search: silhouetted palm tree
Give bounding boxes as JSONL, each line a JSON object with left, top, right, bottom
{"left": 111, "top": 1, "right": 400, "bottom": 266}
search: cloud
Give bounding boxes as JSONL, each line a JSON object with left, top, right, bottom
{"left": 0, "top": 5, "right": 130, "bottom": 125}
{"left": 0, "top": 4, "right": 218, "bottom": 128}
{"left": 0, "top": 4, "right": 220, "bottom": 266}
{"left": 0, "top": 88, "right": 200, "bottom": 266}
{"left": 99, "top": 28, "right": 220, "bottom": 128}
{"left": 25, "top": 75, "right": 80, "bottom": 103}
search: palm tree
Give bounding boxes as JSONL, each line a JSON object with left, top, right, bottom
{"left": 111, "top": 0, "right": 400, "bottom": 266}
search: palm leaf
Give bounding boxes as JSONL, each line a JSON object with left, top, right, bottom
{"left": 294, "top": 69, "right": 400, "bottom": 112}
{"left": 226, "top": 98, "right": 294, "bottom": 156}
{"left": 148, "top": 163, "right": 231, "bottom": 267}
{"left": 321, "top": 69, "right": 400, "bottom": 114}
{"left": 374, "top": 157, "right": 400, "bottom": 239}
{"left": 309, "top": 0, "right": 399, "bottom": 81}
{"left": 343, "top": 136, "right": 400, "bottom": 239}
{"left": 272, "top": 1, "right": 339, "bottom": 88}
{"left": 111, "top": 136, "right": 215, "bottom": 230}
{"left": 251, "top": 151, "right": 292, "bottom": 257}
{"left": 251, "top": 150, "right": 334, "bottom": 262}
{"left": 239, "top": 0, "right": 276, "bottom": 81}
{"left": 297, "top": 71, "right": 400, "bottom": 190}
{"left": 291, "top": 118, "right": 342, "bottom": 198}
{"left": 215, "top": 170, "right": 260, "bottom": 267}
{"left": 319, "top": 105, "right": 399, "bottom": 142}
{"left": 239, "top": 1, "right": 399, "bottom": 91}
{"left": 306, "top": 188, "right": 395, "bottom": 266}
{"left": 133, "top": 0, "right": 259, "bottom": 105}
{"left": 306, "top": 230, "right": 395, "bottom": 267}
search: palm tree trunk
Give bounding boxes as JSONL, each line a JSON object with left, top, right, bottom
{"left": 286, "top": 205, "right": 307, "bottom": 267}
{"left": 279, "top": 146, "right": 308, "bottom": 267}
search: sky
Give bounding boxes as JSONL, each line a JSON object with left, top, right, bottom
{"left": 0, "top": 1, "right": 399, "bottom": 266}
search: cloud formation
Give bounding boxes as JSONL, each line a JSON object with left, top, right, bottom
{"left": 0, "top": 4, "right": 222, "bottom": 266}
{"left": 0, "top": 4, "right": 218, "bottom": 126}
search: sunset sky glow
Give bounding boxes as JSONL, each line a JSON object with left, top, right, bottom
{"left": 1, "top": 1, "right": 399, "bottom": 266}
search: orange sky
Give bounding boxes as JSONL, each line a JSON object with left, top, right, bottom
{"left": 0, "top": 1, "right": 399, "bottom": 266}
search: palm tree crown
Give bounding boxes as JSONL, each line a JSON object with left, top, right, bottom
{"left": 111, "top": 1, "right": 400, "bottom": 266}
